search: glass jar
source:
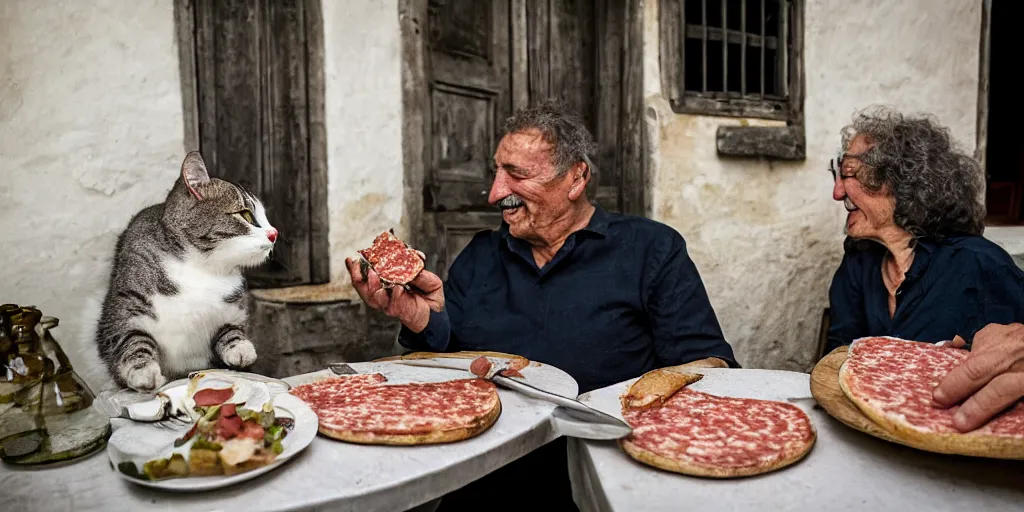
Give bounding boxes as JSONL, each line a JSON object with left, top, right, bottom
{"left": 0, "top": 305, "right": 111, "bottom": 466}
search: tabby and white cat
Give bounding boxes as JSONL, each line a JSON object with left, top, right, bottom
{"left": 93, "top": 151, "right": 277, "bottom": 393}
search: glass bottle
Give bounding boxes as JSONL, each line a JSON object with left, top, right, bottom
{"left": 0, "top": 305, "right": 111, "bottom": 465}
{"left": 40, "top": 316, "right": 94, "bottom": 414}
{"left": 0, "top": 306, "right": 49, "bottom": 460}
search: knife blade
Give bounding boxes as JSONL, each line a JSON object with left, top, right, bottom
{"left": 390, "top": 358, "right": 633, "bottom": 440}
{"left": 327, "top": 362, "right": 359, "bottom": 375}
{"left": 391, "top": 357, "right": 484, "bottom": 374}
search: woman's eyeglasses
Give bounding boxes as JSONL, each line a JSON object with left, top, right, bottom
{"left": 828, "top": 157, "right": 861, "bottom": 181}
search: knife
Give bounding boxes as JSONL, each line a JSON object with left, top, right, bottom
{"left": 389, "top": 357, "right": 633, "bottom": 440}
{"left": 328, "top": 362, "right": 359, "bottom": 375}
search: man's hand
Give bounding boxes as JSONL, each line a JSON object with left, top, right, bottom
{"left": 931, "top": 323, "right": 1024, "bottom": 432}
{"left": 345, "top": 256, "right": 445, "bottom": 333}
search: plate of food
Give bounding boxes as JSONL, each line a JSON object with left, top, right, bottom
{"left": 106, "top": 370, "right": 318, "bottom": 491}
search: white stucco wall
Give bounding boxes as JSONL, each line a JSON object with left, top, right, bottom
{"left": 321, "top": 0, "right": 405, "bottom": 298}
{"left": 0, "top": 0, "right": 186, "bottom": 361}
{"left": 983, "top": 226, "right": 1024, "bottom": 257}
{"left": 643, "top": 0, "right": 983, "bottom": 371}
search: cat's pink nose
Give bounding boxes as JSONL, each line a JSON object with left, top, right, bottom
{"left": 266, "top": 228, "right": 278, "bottom": 243}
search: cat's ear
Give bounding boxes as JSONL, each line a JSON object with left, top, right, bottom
{"left": 181, "top": 151, "right": 211, "bottom": 200}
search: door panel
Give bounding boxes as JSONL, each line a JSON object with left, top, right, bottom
{"left": 525, "top": 0, "right": 622, "bottom": 213}
{"left": 189, "top": 0, "right": 328, "bottom": 288}
{"left": 432, "top": 211, "right": 504, "bottom": 277}
{"left": 425, "top": 1, "right": 512, "bottom": 214}
{"left": 421, "top": 0, "right": 516, "bottom": 278}
{"left": 406, "top": 0, "right": 642, "bottom": 279}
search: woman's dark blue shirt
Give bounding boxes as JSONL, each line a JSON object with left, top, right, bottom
{"left": 826, "top": 235, "right": 1024, "bottom": 354}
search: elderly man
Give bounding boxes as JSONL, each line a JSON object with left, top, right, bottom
{"left": 346, "top": 100, "right": 737, "bottom": 511}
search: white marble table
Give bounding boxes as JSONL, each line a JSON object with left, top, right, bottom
{"left": 568, "top": 368, "right": 1024, "bottom": 512}
{"left": 1, "top": 360, "right": 579, "bottom": 512}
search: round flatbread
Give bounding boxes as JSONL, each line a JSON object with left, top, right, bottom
{"left": 618, "top": 369, "right": 816, "bottom": 478}
{"left": 839, "top": 336, "right": 1024, "bottom": 459}
{"left": 289, "top": 374, "right": 500, "bottom": 445}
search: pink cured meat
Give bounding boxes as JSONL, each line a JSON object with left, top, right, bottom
{"left": 289, "top": 374, "right": 498, "bottom": 436}
{"left": 843, "top": 336, "right": 1024, "bottom": 437}
{"left": 193, "top": 387, "right": 234, "bottom": 406}
{"left": 358, "top": 230, "right": 424, "bottom": 285}
{"left": 469, "top": 356, "right": 492, "bottom": 377}
{"left": 622, "top": 388, "right": 815, "bottom": 469}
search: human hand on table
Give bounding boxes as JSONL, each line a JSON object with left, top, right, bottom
{"left": 345, "top": 256, "right": 445, "bottom": 333}
{"left": 931, "top": 323, "right": 1024, "bottom": 432}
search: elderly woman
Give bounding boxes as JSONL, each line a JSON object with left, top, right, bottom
{"left": 825, "top": 106, "right": 1024, "bottom": 354}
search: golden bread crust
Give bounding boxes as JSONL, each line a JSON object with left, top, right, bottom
{"left": 838, "top": 358, "right": 1024, "bottom": 459}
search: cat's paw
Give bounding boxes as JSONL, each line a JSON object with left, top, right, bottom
{"left": 125, "top": 361, "right": 166, "bottom": 393}
{"left": 221, "top": 339, "right": 257, "bottom": 368}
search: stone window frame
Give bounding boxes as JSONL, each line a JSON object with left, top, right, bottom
{"left": 660, "top": 0, "right": 806, "bottom": 160}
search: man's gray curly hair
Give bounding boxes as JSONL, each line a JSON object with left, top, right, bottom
{"left": 502, "top": 99, "right": 598, "bottom": 176}
{"left": 839, "top": 105, "right": 986, "bottom": 239}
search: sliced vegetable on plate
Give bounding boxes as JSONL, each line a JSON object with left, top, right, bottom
{"left": 111, "top": 371, "right": 301, "bottom": 482}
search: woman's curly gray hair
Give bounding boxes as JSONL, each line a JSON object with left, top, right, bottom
{"left": 840, "top": 105, "right": 985, "bottom": 239}
{"left": 502, "top": 99, "right": 598, "bottom": 176}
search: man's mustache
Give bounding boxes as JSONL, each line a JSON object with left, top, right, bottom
{"left": 497, "top": 195, "right": 525, "bottom": 210}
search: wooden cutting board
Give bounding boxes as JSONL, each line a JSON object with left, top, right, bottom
{"left": 809, "top": 346, "right": 913, "bottom": 447}
{"left": 813, "top": 346, "right": 1024, "bottom": 461}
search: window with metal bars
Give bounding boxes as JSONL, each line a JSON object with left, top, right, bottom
{"left": 661, "top": 0, "right": 801, "bottom": 121}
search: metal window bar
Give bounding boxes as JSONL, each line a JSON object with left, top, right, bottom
{"left": 741, "top": 0, "right": 747, "bottom": 96}
{"left": 702, "top": 0, "right": 708, "bottom": 93}
{"left": 722, "top": 0, "right": 727, "bottom": 94}
{"left": 681, "top": 0, "right": 788, "bottom": 101}
{"left": 760, "top": 0, "right": 765, "bottom": 96}
{"left": 779, "top": 0, "right": 789, "bottom": 97}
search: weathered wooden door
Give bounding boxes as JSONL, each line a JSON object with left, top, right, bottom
{"left": 175, "top": 0, "right": 330, "bottom": 289}
{"left": 402, "top": 0, "right": 644, "bottom": 279}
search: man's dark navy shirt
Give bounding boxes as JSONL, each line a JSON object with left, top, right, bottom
{"left": 826, "top": 235, "right": 1024, "bottom": 354}
{"left": 398, "top": 204, "right": 738, "bottom": 394}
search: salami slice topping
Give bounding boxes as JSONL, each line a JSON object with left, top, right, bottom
{"left": 358, "top": 230, "right": 425, "bottom": 286}
{"left": 843, "top": 337, "right": 1024, "bottom": 437}
{"left": 499, "top": 369, "right": 524, "bottom": 379}
{"left": 193, "top": 387, "right": 234, "bottom": 406}
{"left": 470, "top": 356, "right": 492, "bottom": 377}
{"left": 289, "top": 373, "right": 499, "bottom": 439}
{"left": 622, "top": 387, "right": 815, "bottom": 471}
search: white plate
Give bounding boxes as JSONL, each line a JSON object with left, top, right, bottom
{"left": 102, "top": 370, "right": 292, "bottom": 417}
{"left": 160, "top": 369, "right": 293, "bottom": 395}
{"left": 105, "top": 374, "right": 317, "bottom": 492}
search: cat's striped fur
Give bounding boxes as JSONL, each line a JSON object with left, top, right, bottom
{"left": 93, "top": 152, "right": 277, "bottom": 392}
